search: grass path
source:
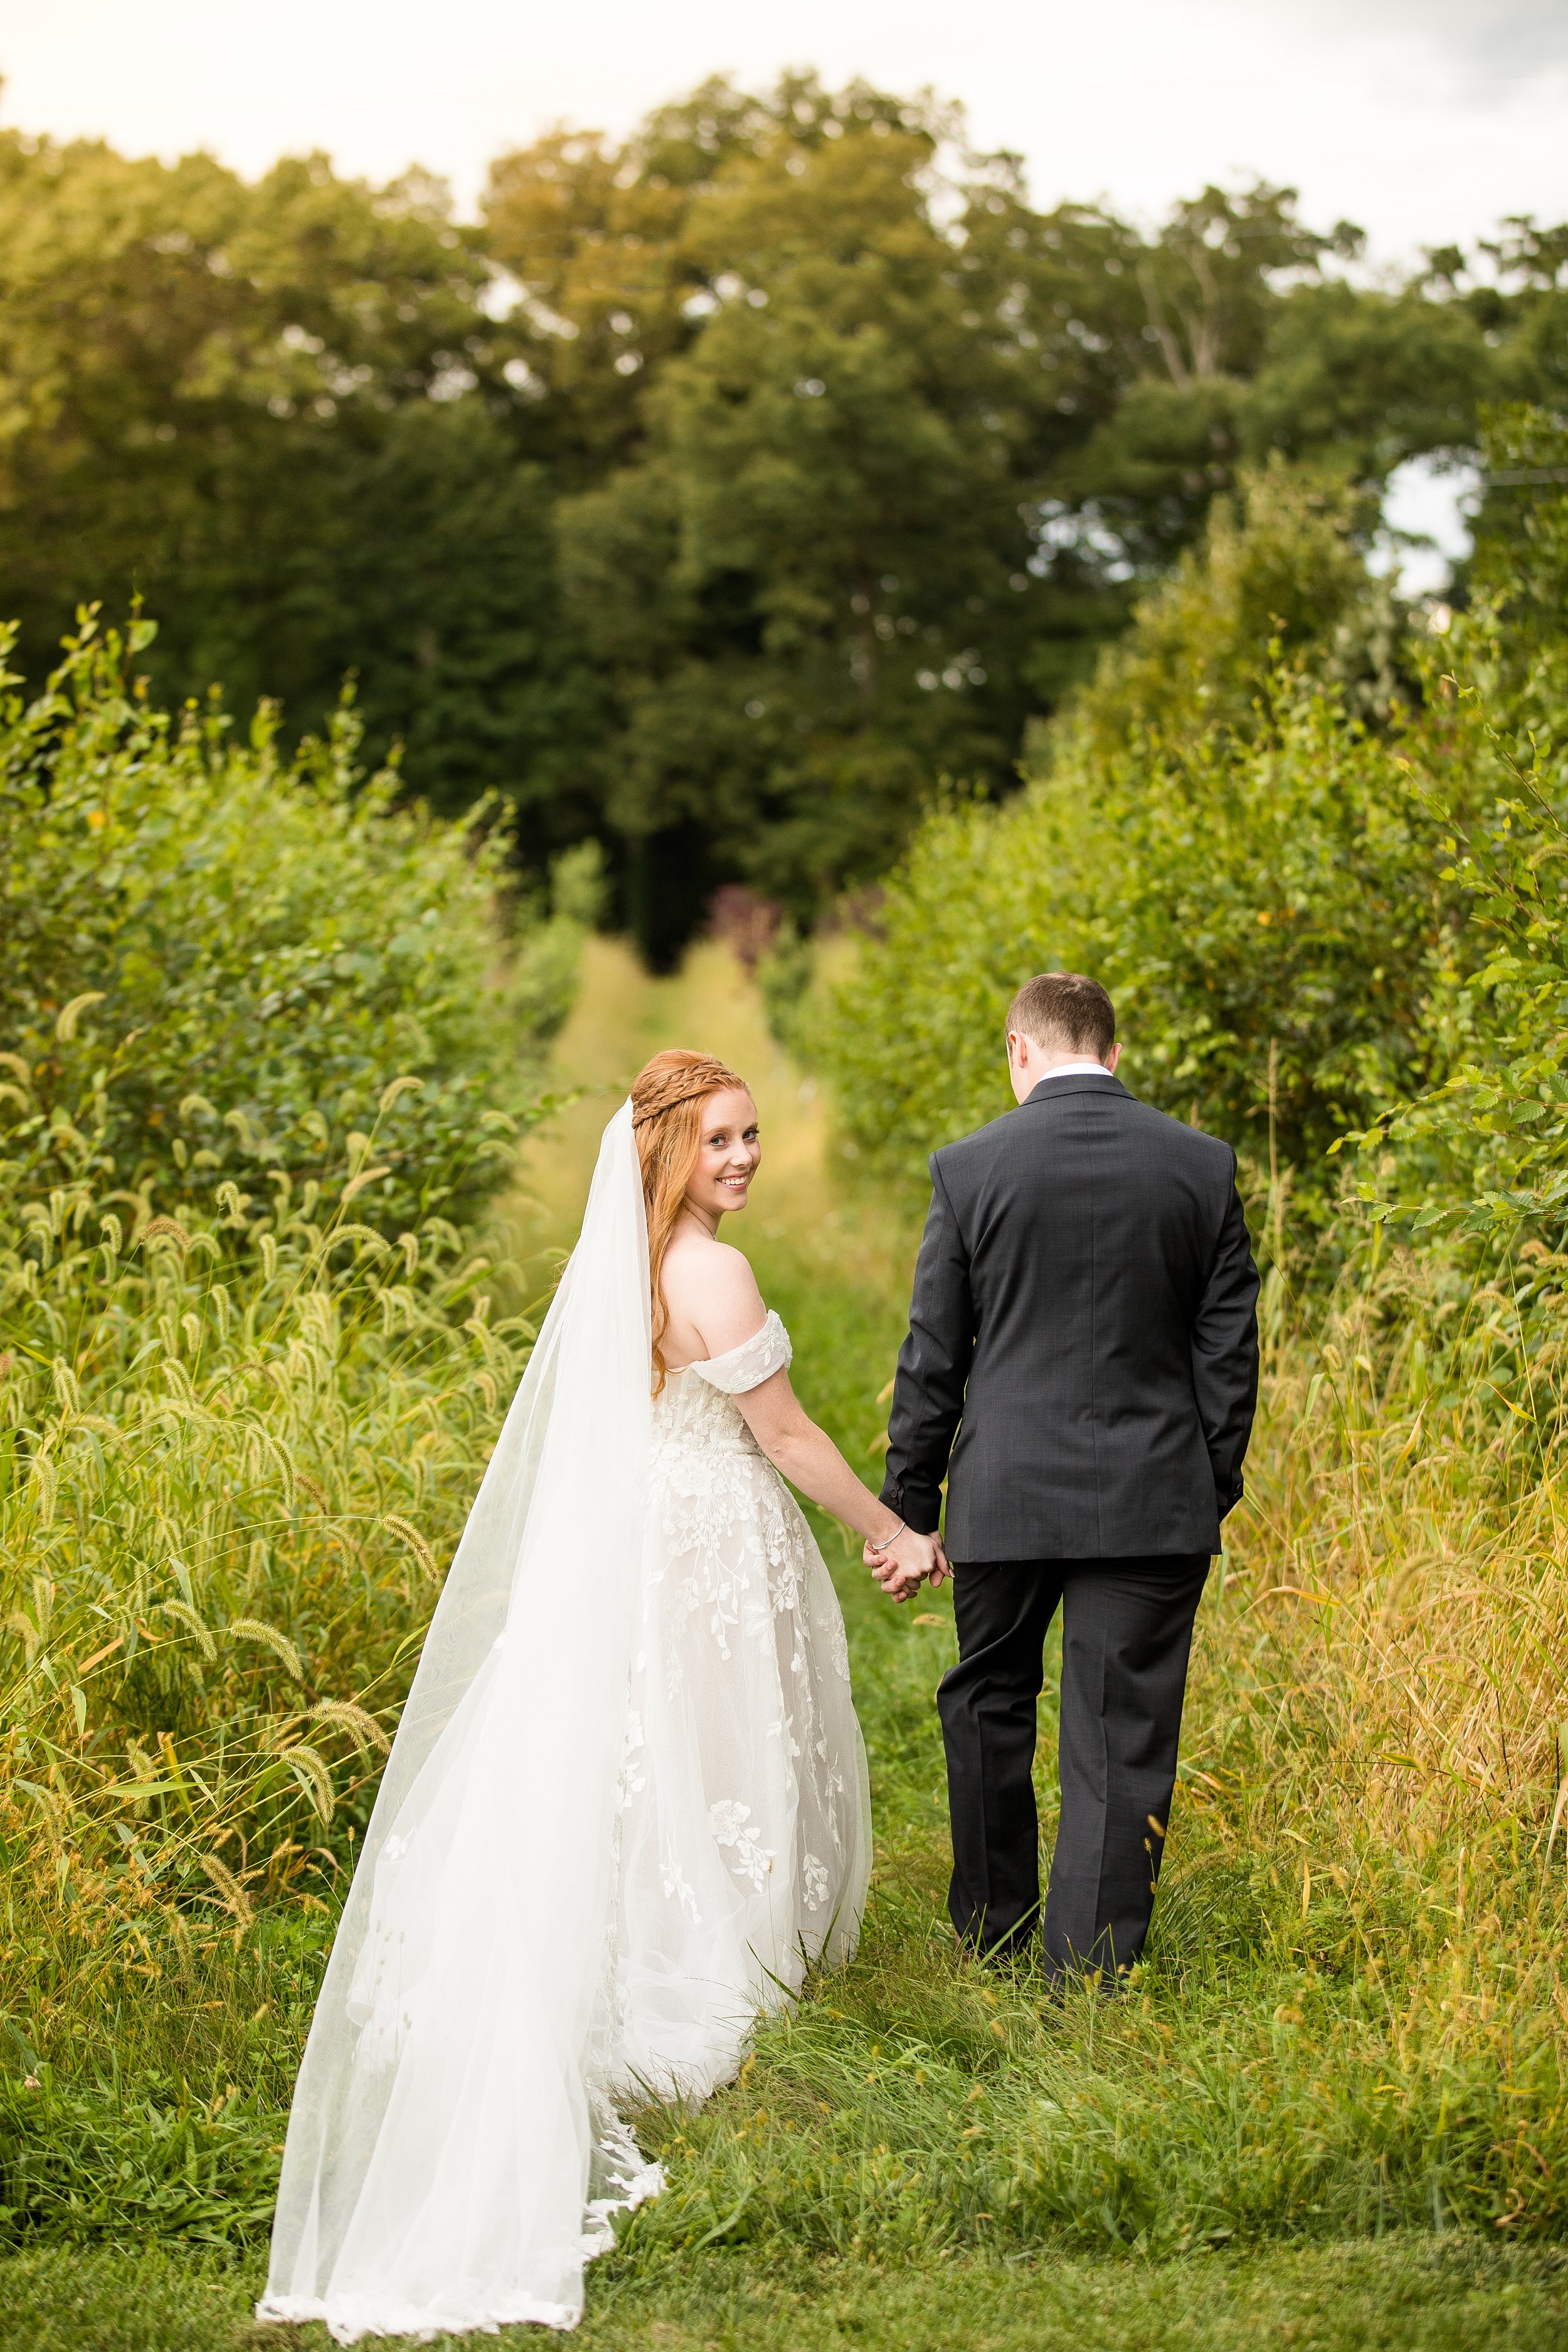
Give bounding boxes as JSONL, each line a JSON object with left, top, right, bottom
{"left": 7, "top": 941, "right": 1567, "bottom": 2347}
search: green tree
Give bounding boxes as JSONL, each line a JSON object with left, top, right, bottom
{"left": 958, "top": 181, "right": 1506, "bottom": 668}
{"left": 188, "top": 400, "right": 605, "bottom": 841}
{"left": 482, "top": 78, "right": 793, "bottom": 484}
{"left": 510, "top": 81, "right": 1043, "bottom": 956}
{"left": 488, "top": 81, "right": 1562, "bottom": 955}
{"left": 4, "top": 88, "right": 1565, "bottom": 957}
{"left": 0, "top": 132, "right": 597, "bottom": 833}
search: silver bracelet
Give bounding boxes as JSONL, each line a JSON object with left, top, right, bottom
{"left": 868, "top": 1517, "right": 906, "bottom": 1552}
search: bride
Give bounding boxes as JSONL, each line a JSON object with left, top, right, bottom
{"left": 260, "top": 1050, "right": 944, "bottom": 2341}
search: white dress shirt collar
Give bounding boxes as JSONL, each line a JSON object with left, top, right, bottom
{"left": 1033, "top": 1059, "right": 1117, "bottom": 1081}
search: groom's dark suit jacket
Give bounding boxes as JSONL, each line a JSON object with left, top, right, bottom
{"left": 880, "top": 1074, "right": 1260, "bottom": 1560}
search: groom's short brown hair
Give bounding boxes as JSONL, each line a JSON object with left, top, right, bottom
{"left": 1006, "top": 972, "right": 1116, "bottom": 1061}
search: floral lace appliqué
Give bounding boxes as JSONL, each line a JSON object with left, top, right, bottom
{"left": 607, "top": 1303, "right": 870, "bottom": 2111}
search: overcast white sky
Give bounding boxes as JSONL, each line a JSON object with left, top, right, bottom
{"left": 2, "top": 1, "right": 1565, "bottom": 265}
{"left": 3, "top": 2, "right": 1560, "bottom": 588}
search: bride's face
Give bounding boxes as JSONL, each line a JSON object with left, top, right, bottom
{"left": 685, "top": 1087, "right": 761, "bottom": 1220}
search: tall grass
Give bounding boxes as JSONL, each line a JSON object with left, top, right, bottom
{"left": 0, "top": 606, "right": 573, "bottom": 2240}
{"left": 0, "top": 1047, "right": 529, "bottom": 2235}
{"left": 5, "top": 942, "right": 1568, "bottom": 2297}
{"left": 600, "top": 1228, "right": 1568, "bottom": 2281}
{"left": 506, "top": 947, "right": 1568, "bottom": 2279}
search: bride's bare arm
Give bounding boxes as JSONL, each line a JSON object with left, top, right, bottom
{"left": 736, "top": 1370, "right": 945, "bottom": 1596}
{"left": 662, "top": 1240, "right": 943, "bottom": 1596}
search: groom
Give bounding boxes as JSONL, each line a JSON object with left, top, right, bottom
{"left": 871, "top": 973, "right": 1259, "bottom": 1981}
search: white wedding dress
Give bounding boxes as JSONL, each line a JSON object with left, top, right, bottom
{"left": 259, "top": 1104, "right": 870, "bottom": 2341}
{"left": 616, "top": 1308, "right": 869, "bottom": 2095}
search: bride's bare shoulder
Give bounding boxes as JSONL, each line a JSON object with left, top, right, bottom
{"left": 661, "top": 1232, "right": 765, "bottom": 1360}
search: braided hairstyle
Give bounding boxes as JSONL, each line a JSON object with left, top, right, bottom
{"left": 631, "top": 1049, "right": 753, "bottom": 1391}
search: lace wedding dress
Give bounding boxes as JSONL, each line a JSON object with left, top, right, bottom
{"left": 259, "top": 1105, "right": 870, "bottom": 2343}
{"left": 617, "top": 1309, "right": 869, "bottom": 2095}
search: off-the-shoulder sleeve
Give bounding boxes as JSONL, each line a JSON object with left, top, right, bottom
{"left": 689, "top": 1308, "right": 793, "bottom": 1395}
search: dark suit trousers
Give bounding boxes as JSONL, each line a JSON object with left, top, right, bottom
{"left": 938, "top": 1555, "right": 1209, "bottom": 1976}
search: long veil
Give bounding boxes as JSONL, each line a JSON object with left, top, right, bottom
{"left": 260, "top": 1101, "right": 662, "bottom": 2342}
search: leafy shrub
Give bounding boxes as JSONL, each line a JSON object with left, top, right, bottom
{"left": 1337, "top": 422, "right": 1568, "bottom": 1249}
{"left": 1346, "top": 755, "right": 1568, "bottom": 1247}
{"left": 0, "top": 611, "right": 584, "bottom": 1236}
{"left": 1056, "top": 458, "right": 1414, "bottom": 761}
{"left": 814, "top": 468, "right": 1458, "bottom": 1194}
{"left": 502, "top": 837, "right": 607, "bottom": 1041}
{"left": 1465, "top": 404, "right": 1568, "bottom": 709}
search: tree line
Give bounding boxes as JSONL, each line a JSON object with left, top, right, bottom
{"left": 3, "top": 72, "right": 1564, "bottom": 961}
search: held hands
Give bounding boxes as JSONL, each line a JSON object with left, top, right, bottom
{"left": 864, "top": 1523, "right": 948, "bottom": 1602}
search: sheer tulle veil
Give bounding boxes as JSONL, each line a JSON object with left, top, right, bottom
{"left": 260, "top": 1101, "right": 663, "bottom": 2341}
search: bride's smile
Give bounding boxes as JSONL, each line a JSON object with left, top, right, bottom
{"left": 681, "top": 1088, "right": 761, "bottom": 1227}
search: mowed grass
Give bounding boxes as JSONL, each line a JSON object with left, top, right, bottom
{"left": 7, "top": 938, "right": 1568, "bottom": 2346}
{"left": 6, "top": 2238, "right": 1568, "bottom": 2351}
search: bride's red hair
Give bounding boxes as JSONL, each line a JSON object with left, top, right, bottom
{"left": 631, "top": 1050, "right": 751, "bottom": 1391}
